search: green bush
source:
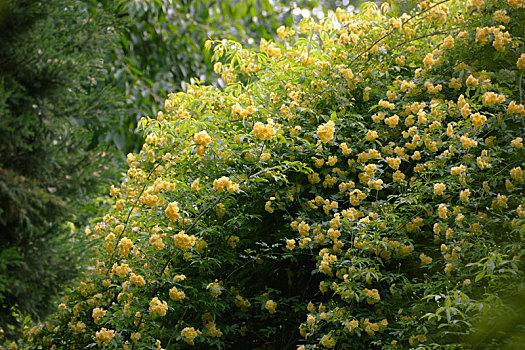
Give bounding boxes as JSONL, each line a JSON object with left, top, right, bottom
{"left": 15, "top": 0, "right": 525, "bottom": 348}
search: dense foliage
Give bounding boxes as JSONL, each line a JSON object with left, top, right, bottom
{"left": 10, "top": 0, "right": 525, "bottom": 348}
{"left": 0, "top": 0, "right": 121, "bottom": 336}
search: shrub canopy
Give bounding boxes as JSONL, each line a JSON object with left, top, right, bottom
{"left": 16, "top": 0, "right": 525, "bottom": 348}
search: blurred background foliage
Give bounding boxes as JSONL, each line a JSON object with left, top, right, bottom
{"left": 88, "top": 0, "right": 294, "bottom": 153}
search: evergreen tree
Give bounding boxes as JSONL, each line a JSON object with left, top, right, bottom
{"left": 0, "top": 0, "right": 121, "bottom": 335}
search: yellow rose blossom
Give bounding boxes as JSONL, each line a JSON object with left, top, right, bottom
{"left": 365, "top": 130, "right": 378, "bottom": 141}
{"left": 149, "top": 297, "right": 168, "bottom": 317}
{"left": 169, "top": 286, "right": 185, "bottom": 301}
{"left": 95, "top": 328, "right": 115, "bottom": 345}
{"left": 193, "top": 130, "right": 212, "bottom": 146}
{"left": 437, "top": 204, "right": 448, "bottom": 219}
{"left": 181, "top": 327, "right": 202, "bottom": 345}
{"left": 481, "top": 92, "right": 505, "bottom": 106}
{"left": 433, "top": 183, "right": 446, "bottom": 196}
{"left": 92, "top": 307, "right": 106, "bottom": 324}
{"left": 213, "top": 62, "right": 222, "bottom": 73}
{"left": 465, "top": 74, "right": 478, "bottom": 86}
{"left": 118, "top": 237, "right": 133, "bottom": 257}
{"left": 252, "top": 121, "right": 274, "bottom": 140}
{"left": 191, "top": 178, "right": 200, "bottom": 191}
{"left": 507, "top": 101, "right": 525, "bottom": 115}
{"left": 419, "top": 253, "right": 432, "bottom": 266}
{"left": 129, "top": 273, "right": 146, "bottom": 287}
{"left": 517, "top": 53, "right": 525, "bottom": 70}
{"left": 317, "top": 120, "right": 335, "bottom": 143}
{"left": 213, "top": 176, "right": 239, "bottom": 193}
{"left": 511, "top": 137, "right": 523, "bottom": 148}
{"left": 384, "top": 114, "right": 399, "bottom": 128}
{"left": 173, "top": 231, "right": 196, "bottom": 250}
{"left": 460, "top": 189, "right": 470, "bottom": 202}
{"left": 510, "top": 167, "right": 523, "bottom": 182}
{"left": 165, "top": 202, "right": 181, "bottom": 221}
{"left": 149, "top": 234, "right": 165, "bottom": 250}
{"left": 265, "top": 300, "right": 277, "bottom": 314}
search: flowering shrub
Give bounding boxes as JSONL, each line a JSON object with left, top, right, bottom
{"left": 13, "top": 0, "right": 525, "bottom": 349}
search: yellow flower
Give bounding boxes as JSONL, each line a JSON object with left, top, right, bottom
{"left": 507, "top": 101, "right": 525, "bottom": 115}
{"left": 493, "top": 9, "right": 510, "bottom": 23}
{"left": 130, "top": 332, "right": 141, "bottom": 342}
{"left": 363, "top": 288, "right": 380, "bottom": 304}
{"left": 419, "top": 253, "right": 432, "bottom": 266}
{"left": 365, "top": 130, "right": 378, "bottom": 141}
{"left": 437, "top": 204, "right": 448, "bottom": 219}
{"left": 481, "top": 92, "right": 505, "bottom": 106}
{"left": 321, "top": 335, "right": 336, "bottom": 348}
{"left": 130, "top": 273, "right": 146, "bottom": 287}
{"left": 465, "top": 74, "right": 478, "bottom": 86}
{"left": 253, "top": 121, "right": 274, "bottom": 140}
{"left": 260, "top": 152, "right": 271, "bottom": 162}
{"left": 460, "top": 189, "right": 470, "bottom": 202}
{"left": 95, "top": 328, "right": 115, "bottom": 345}
{"left": 112, "top": 263, "right": 131, "bottom": 278}
{"left": 386, "top": 157, "right": 401, "bottom": 170}
{"left": 149, "top": 234, "right": 165, "bottom": 250}
{"left": 118, "top": 237, "right": 133, "bottom": 257}
{"left": 213, "top": 176, "right": 239, "bottom": 193}
{"left": 286, "top": 239, "right": 296, "bottom": 250}
{"left": 174, "top": 274, "right": 186, "bottom": 282}
{"left": 444, "top": 263, "right": 453, "bottom": 275}
{"left": 510, "top": 167, "right": 523, "bottom": 182}
{"left": 149, "top": 297, "right": 168, "bottom": 317}
{"left": 433, "top": 183, "right": 446, "bottom": 196}
{"left": 213, "top": 62, "right": 222, "bottom": 74}
{"left": 169, "top": 286, "right": 185, "bottom": 301}
{"left": 165, "top": 202, "right": 181, "bottom": 221}
{"left": 191, "top": 178, "right": 200, "bottom": 191}
{"left": 193, "top": 130, "right": 212, "bottom": 146}
{"left": 181, "top": 327, "right": 202, "bottom": 345}
{"left": 442, "top": 35, "right": 454, "bottom": 49}
{"left": 265, "top": 300, "right": 277, "bottom": 314}
{"left": 451, "top": 165, "right": 466, "bottom": 175}
{"left": 92, "top": 307, "right": 106, "bottom": 324}
{"left": 511, "top": 137, "right": 523, "bottom": 148}
{"left": 384, "top": 114, "right": 399, "bottom": 128}
{"left": 517, "top": 53, "right": 525, "bottom": 71}
{"left": 317, "top": 120, "right": 336, "bottom": 143}
{"left": 173, "top": 231, "right": 196, "bottom": 250}
{"left": 265, "top": 200, "right": 274, "bottom": 213}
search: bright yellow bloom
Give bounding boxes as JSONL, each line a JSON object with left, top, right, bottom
{"left": 165, "top": 202, "right": 181, "bottom": 221}
{"left": 173, "top": 231, "right": 196, "bottom": 250}
{"left": 433, "top": 183, "right": 446, "bottom": 196}
{"left": 265, "top": 300, "right": 277, "bottom": 313}
{"left": 95, "top": 328, "right": 115, "bottom": 345}
{"left": 169, "top": 286, "right": 185, "bottom": 301}
{"left": 181, "top": 327, "right": 202, "bottom": 345}
{"left": 253, "top": 121, "right": 274, "bottom": 140}
{"left": 118, "top": 237, "right": 133, "bottom": 257}
{"left": 317, "top": 120, "right": 336, "bottom": 142}
{"left": 149, "top": 297, "right": 168, "bottom": 317}
{"left": 419, "top": 253, "right": 432, "bottom": 266}
{"left": 194, "top": 130, "right": 212, "bottom": 146}
{"left": 213, "top": 176, "right": 239, "bottom": 193}
{"left": 517, "top": 53, "right": 525, "bottom": 71}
